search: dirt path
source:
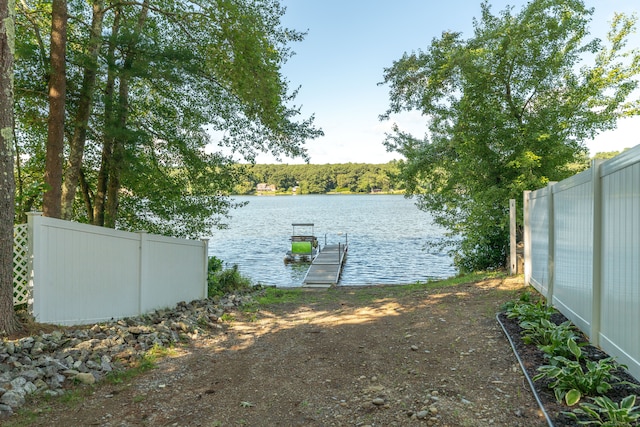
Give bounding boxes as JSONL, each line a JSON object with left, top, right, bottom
{"left": 8, "top": 276, "right": 547, "bottom": 427}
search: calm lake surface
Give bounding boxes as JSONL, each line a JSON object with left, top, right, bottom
{"left": 207, "top": 195, "right": 457, "bottom": 287}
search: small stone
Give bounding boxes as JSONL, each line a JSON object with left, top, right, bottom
{"left": 30, "top": 341, "right": 46, "bottom": 356}
{"left": 34, "top": 379, "right": 48, "bottom": 390}
{"left": 10, "top": 376, "right": 27, "bottom": 389}
{"left": 62, "top": 369, "right": 80, "bottom": 377}
{"left": 416, "top": 410, "right": 429, "bottom": 419}
{"left": 410, "top": 345, "right": 419, "bottom": 351}
{"left": 1, "top": 390, "right": 25, "bottom": 408}
{"left": 23, "top": 381, "right": 38, "bottom": 394}
{"left": 74, "top": 372, "right": 96, "bottom": 385}
{"left": 0, "top": 404, "right": 13, "bottom": 417}
{"left": 372, "top": 397, "right": 385, "bottom": 406}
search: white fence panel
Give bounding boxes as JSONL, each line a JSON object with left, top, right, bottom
{"left": 140, "top": 233, "right": 207, "bottom": 313}
{"left": 550, "top": 170, "right": 593, "bottom": 334}
{"left": 527, "top": 186, "right": 550, "bottom": 295}
{"left": 27, "top": 214, "right": 207, "bottom": 326}
{"left": 599, "top": 152, "right": 640, "bottom": 376}
{"left": 525, "top": 144, "right": 640, "bottom": 380}
{"left": 30, "top": 215, "right": 141, "bottom": 325}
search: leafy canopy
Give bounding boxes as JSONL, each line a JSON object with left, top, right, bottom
{"left": 14, "top": 0, "right": 323, "bottom": 237}
{"left": 380, "top": 0, "right": 640, "bottom": 271}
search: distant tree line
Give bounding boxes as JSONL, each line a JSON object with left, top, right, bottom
{"left": 233, "top": 162, "right": 404, "bottom": 194}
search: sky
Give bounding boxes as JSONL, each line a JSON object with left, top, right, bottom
{"left": 249, "top": 0, "right": 640, "bottom": 164}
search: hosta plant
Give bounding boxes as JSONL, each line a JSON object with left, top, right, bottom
{"left": 536, "top": 321, "right": 585, "bottom": 359}
{"left": 564, "top": 394, "right": 640, "bottom": 426}
{"left": 533, "top": 338, "right": 626, "bottom": 406}
{"left": 505, "top": 299, "right": 556, "bottom": 324}
{"left": 520, "top": 318, "right": 579, "bottom": 350}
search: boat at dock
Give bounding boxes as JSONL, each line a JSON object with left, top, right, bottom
{"left": 283, "top": 223, "right": 319, "bottom": 264}
{"left": 283, "top": 223, "right": 349, "bottom": 287}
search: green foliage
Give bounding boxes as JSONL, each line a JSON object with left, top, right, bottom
{"left": 535, "top": 321, "right": 585, "bottom": 359}
{"left": 565, "top": 395, "right": 640, "bottom": 426}
{"left": 14, "top": 0, "right": 322, "bottom": 235}
{"left": 504, "top": 299, "right": 556, "bottom": 324}
{"left": 381, "top": 0, "right": 640, "bottom": 271}
{"left": 207, "top": 256, "right": 223, "bottom": 276}
{"left": 520, "top": 318, "right": 577, "bottom": 349}
{"left": 106, "top": 344, "right": 172, "bottom": 385}
{"left": 207, "top": 262, "right": 252, "bottom": 298}
{"left": 233, "top": 162, "right": 403, "bottom": 195}
{"left": 534, "top": 339, "right": 626, "bottom": 406}
{"left": 255, "top": 287, "right": 304, "bottom": 305}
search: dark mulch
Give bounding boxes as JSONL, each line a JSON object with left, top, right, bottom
{"left": 497, "top": 311, "right": 640, "bottom": 427}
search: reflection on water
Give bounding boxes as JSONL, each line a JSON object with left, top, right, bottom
{"left": 207, "top": 195, "right": 457, "bottom": 287}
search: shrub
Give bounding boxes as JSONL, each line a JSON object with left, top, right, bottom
{"left": 207, "top": 258, "right": 252, "bottom": 297}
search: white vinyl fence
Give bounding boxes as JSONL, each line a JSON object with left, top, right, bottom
{"left": 13, "top": 213, "right": 208, "bottom": 326}
{"left": 524, "top": 144, "right": 640, "bottom": 380}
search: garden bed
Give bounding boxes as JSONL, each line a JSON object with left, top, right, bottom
{"left": 498, "top": 308, "right": 640, "bottom": 426}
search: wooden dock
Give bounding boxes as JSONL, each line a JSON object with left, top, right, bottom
{"left": 302, "top": 243, "right": 348, "bottom": 288}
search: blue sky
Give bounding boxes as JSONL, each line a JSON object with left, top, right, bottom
{"left": 255, "top": 0, "right": 640, "bottom": 164}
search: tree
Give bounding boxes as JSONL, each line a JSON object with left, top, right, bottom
{"left": 15, "top": 0, "right": 323, "bottom": 237}
{"left": 0, "top": 0, "right": 20, "bottom": 333}
{"left": 42, "top": 0, "right": 66, "bottom": 218}
{"left": 381, "top": 0, "right": 640, "bottom": 271}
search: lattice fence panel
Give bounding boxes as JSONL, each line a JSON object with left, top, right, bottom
{"left": 13, "top": 223, "right": 30, "bottom": 306}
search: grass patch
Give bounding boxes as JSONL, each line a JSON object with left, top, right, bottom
{"left": 106, "top": 344, "right": 175, "bottom": 385}
{"left": 254, "top": 271, "right": 507, "bottom": 307}
{"left": 5, "top": 388, "right": 93, "bottom": 427}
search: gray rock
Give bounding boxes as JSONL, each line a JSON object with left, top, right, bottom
{"left": 1, "top": 390, "right": 25, "bottom": 408}
{"left": 0, "top": 290, "right": 257, "bottom": 414}
{"left": 10, "top": 376, "right": 27, "bottom": 389}
{"left": 4, "top": 342, "right": 14, "bottom": 355}
{"left": 416, "top": 410, "right": 429, "bottom": 419}
{"left": 0, "top": 403, "right": 13, "bottom": 417}
{"left": 23, "top": 381, "right": 38, "bottom": 395}
{"left": 20, "top": 369, "right": 41, "bottom": 382}
{"left": 74, "top": 372, "right": 96, "bottom": 385}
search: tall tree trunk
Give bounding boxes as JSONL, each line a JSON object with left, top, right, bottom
{"left": 60, "top": 0, "right": 104, "bottom": 220}
{"left": 79, "top": 168, "right": 94, "bottom": 223}
{"left": 93, "top": 9, "right": 120, "bottom": 226}
{"left": 0, "top": 0, "right": 20, "bottom": 334}
{"left": 102, "top": 0, "right": 149, "bottom": 228}
{"left": 43, "top": 0, "right": 67, "bottom": 218}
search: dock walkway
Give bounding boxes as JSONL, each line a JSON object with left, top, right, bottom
{"left": 302, "top": 243, "right": 348, "bottom": 288}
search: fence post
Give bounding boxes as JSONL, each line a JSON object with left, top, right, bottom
{"left": 137, "top": 231, "right": 148, "bottom": 316}
{"left": 26, "top": 212, "right": 42, "bottom": 316}
{"left": 523, "top": 191, "right": 531, "bottom": 284}
{"left": 509, "top": 199, "right": 517, "bottom": 275}
{"left": 591, "top": 159, "right": 603, "bottom": 346}
{"left": 201, "top": 239, "right": 209, "bottom": 299}
{"left": 546, "top": 182, "right": 556, "bottom": 302}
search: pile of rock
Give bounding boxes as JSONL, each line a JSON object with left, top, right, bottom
{"left": 0, "top": 293, "right": 255, "bottom": 418}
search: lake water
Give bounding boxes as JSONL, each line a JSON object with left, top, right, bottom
{"left": 207, "top": 194, "right": 457, "bottom": 287}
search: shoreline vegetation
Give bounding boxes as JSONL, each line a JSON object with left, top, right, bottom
{"left": 230, "top": 151, "right": 619, "bottom": 197}
{"left": 232, "top": 162, "right": 405, "bottom": 195}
